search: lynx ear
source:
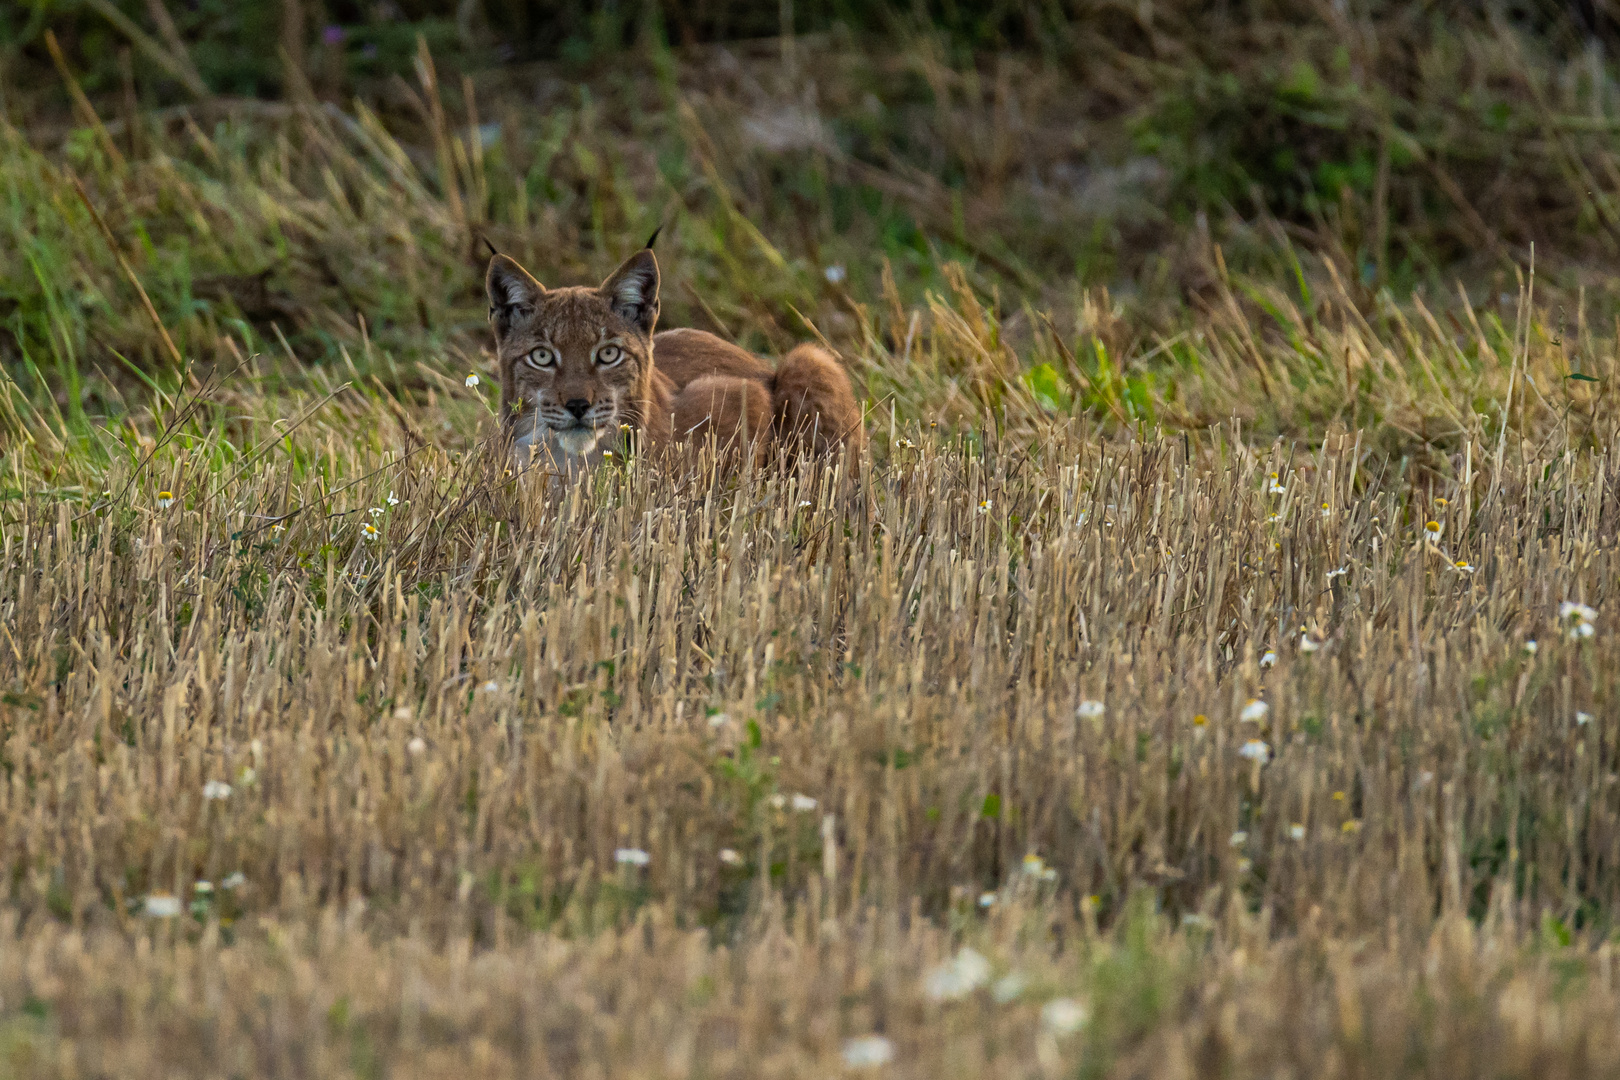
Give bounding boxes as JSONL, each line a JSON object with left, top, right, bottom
{"left": 600, "top": 249, "right": 659, "bottom": 335}
{"left": 486, "top": 255, "right": 543, "bottom": 335}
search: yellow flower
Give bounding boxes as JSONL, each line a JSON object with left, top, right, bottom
{"left": 465, "top": 373, "right": 480, "bottom": 388}
{"left": 361, "top": 522, "right": 379, "bottom": 541}
{"left": 1423, "top": 520, "right": 1443, "bottom": 540}
{"left": 1341, "top": 819, "right": 1363, "bottom": 834}
{"left": 157, "top": 490, "right": 174, "bottom": 509}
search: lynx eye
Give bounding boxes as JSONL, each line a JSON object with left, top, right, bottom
{"left": 595, "top": 344, "right": 623, "bottom": 367}
{"left": 524, "top": 346, "right": 555, "bottom": 370}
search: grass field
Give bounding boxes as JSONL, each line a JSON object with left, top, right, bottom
{"left": 8, "top": 5, "right": 1620, "bottom": 1077}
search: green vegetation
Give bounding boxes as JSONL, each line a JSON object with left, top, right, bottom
{"left": 6, "top": 3, "right": 1620, "bottom": 1076}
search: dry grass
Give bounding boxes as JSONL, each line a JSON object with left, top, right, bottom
{"left": 4, "top": 368, "right": 1620, "bottom": 1074}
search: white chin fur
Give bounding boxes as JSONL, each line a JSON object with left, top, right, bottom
{"left": 554, "top": 426, "right": 602, "bottom": 456}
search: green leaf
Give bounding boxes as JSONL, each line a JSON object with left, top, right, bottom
{"left": 1566, "top": 373, "right": 1600, "bottom": 383}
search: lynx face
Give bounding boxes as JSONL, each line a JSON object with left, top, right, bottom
{"left": 486, "top": 250, "right": 660, "bottom": 470}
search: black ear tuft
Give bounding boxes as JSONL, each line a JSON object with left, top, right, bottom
{"left": 644, "top": 225, "right": 663, "bottom": 250}
{"left": 600, "top": 248, "right": 660, "bottom": 335}
{"left": 486, "top": 254, "right": 543, "bottom": 336}
{"left": 479, "top": 234, "right": 501, "bottom": 259}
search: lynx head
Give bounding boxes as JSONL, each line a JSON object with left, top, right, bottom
{"left": 486, "top": 246, "right": 660, "bottom": 464}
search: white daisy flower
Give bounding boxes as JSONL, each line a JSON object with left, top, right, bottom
{"left": 202, "top": 780, "right": 232, "bottom": 801}
{"left": 1452, "top": 560, "right": 1475, "bottom": 574}
{"left": 1561, "top": 602, "right": 1598, "bottom": 623}
{"left": 157, "top": 490, "right": 175, "bottom": 510}
{"left": 1040, "top": 998, "right": 1088, "bottom": 1036}
{"left": 1523, "top": 640, "right": 1539, "bottom": 656}
{"left": 1076, "top": 700, "right": 1106, "bottom": 721}
{"left": 922, "top": 948, "right": 991, "bottom": 1001}
{"left": 841, "top": 1036, "right": 894, "bottom": 1068}
{"left": 977, "top": 499, "right": 992, "bottom": 514}
{"left": 1267, "top": 472, "right": 1286, "bottom": 495}
{"left": 991, "top": 972, "right": 1026, "bottom": 1003}
{"left": 143, "top": 894, "right": 182, "bottom": 918}
{"left": 824, "top": 264, "right": 847, "bottom": 284}
{"left": 221, "top": 872, "right": 246, "bottom": 890}
{"left": 1577, "top": 711, "right": 1594, "bottom": 726}
{"left": 978, "top": 891, "right": 997, "bottom": 908}
{"left": 719, "top": 848, "right": 744, "bottom": 866}
{"left": 614, "top": 848, "right": 650, "bottom": 867}
{"left": 386, "top": 492, "right": 399, "bottom": 506}
{"left": 1423, "top": 520, "right": 1443, "bottom": 541}
{"left": 1300, "top": 631, "right": 1323, "bottom": 653}
{"left": 1327, "top": 566, "right": 1349, "bottom": 581}
{"left": 707, "top": 711, "right": 730, "bottom": 729}
{"left": 1229, "top": 830, "right": 1248, "bottom": 846}
{"left": 1238, "top": 739, "right": 1271, "bottom": 763}
{"left": 480, "top": 680, "right": 500, "bottom": 693}
{"left": 1288, "top": 823, "right": 1306, "bottom": 841}
{"left": 1259, "top": 649, "right": 1277, "bottom": 668}
{"left": 465, "top": 373, "right": 480, "bottom": 388}
{"left": 361, "top": 522, "right": 379, "bottom": 541}
{"left": 790, "top": 794, "right": 818, "bottom": 812}
{"left": 1240, "top": 699, "right": 1269, "bottom": 723}
{"left": 407, "top": 737, "right": 426, "bottom": 755}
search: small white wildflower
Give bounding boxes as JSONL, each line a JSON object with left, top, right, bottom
{"left": 799, "top": 499, "right": 813, "bottom": 508}
{"left": 369, "top": 506, "right": 384, "bottom": 518}
{"left": 237, "top": 767, "right": 256, "bottom": 786}
{"left": 841, "top": 1035, "right": 894, "bottom": 1068}
{"left": 386, "top": 491, "right": 399, "bottom": 506}
{"left": 1240, "top": 699, "right": 1269, "bottom": 723}
{"left": 157, "top": 490, "right": 175, "bottom": 510}
{"left": 614, "top": 848, "right": 650, "bottom": 867}
{"left": 1076, "top": 700, "right": 1106, "bottom": 721}
{"left": 221, "top": 871, "right": 246, "bottom": 890}
{"left": 1229, "top": 830, "right": 1248, "bottom": 847}
{"left": 719, "top": 848, "right": 744, "bottom": 866}
{"left": 769, "top": 793, "right": 787, "bottom": 810}
{"left": 1327, "top": 566, "right": 1349, "bottom": 581}
{"left": 193, "top": 880, "right": 214, "bottom": 894}
{"left": 480, "top": 680, "right": 500, "bottom": 693}
{"left": 1259, "top": 649, "right": 1277, "bottom": 668}
{"left": 1452, "top": 560, "right": 1475, "bottom": 575}
{"left": 707, "top": 711, "right": 730, "bottom": 730}
{"left": 1416, "top": 770, "right": 1435, "bottom": 788}
{"left": 1571, "top": 620, "right": 1597, "bottom": 640}
{"left": 1560, "top": 602, "right": 1598, "bottom": 623}
{"left": 143, "top": 894, "right": 182, "bottom": 918}
{"left": 978, "top": 891, "right": 997, "bottom": 908}
{"left": 361, "top": 522, "right": 379, "bottom": 541}
{"left": 1021, "top": 853, "right": 1058, "bottom": 881}
{"left": 1266, "top": 513, "right": 1282, "bottom": 524}
{"left": 1524, "top": 640, "right": 1539, "bottom": 656}
{"left": 1320, "top": 501, "right": 1331, "bottom": 518}
{"left": 991, "top": 972, "right": 1026, "bottom": 1004}
{"left": 1238, "top": 739, "right": 1271, "bottom": 763}
{"left": 923, "top": 948, "right": 991, "bottom": 1001}
{"left": 977, "top": 499, "right": 992, "bottom": 514}
{"left": 1267, "top": 472, "right": 1286, "bottom": 495}
{"left": 1577, "top": 711, "right": 1595, "bottom": 726}
{"left": 824, "top": 264, "right": 847, "bottom": 284}
{"left": 202, "top": 780, "right": 232, "bottom": 801}
{"left": 1300, "top": 631, "right": 1323, "bottom": 653}
{"left": 271, "top": 522, "right": 286, "bottom": 541}
{"left": 790, "top": 793, "right": 818, "bottom": 812}
{"left": 1075, "top": 510, "right": 1089, "bottom": 527}
{"left": 1288, "top": 823, "right": 1307, "bottom": 841}
{"left": 465, "top": 373, "right": 480, "bottom": 388}
{"left": 407, "top": 736, "right": 426, "bottom": 755}
{"left": 1423, "top": 520, "right": 1443, "bottom": 541}
{"left": 1040, "top": 998, "right": 1088, "bottom": 1036}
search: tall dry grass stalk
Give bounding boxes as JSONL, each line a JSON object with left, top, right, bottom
{"left": 3, "top": 394, "right": 1620, "bottom": 1073}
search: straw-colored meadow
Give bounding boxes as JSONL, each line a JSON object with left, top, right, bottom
{"left": 8, "top": 5, "right": 1620, "bottom": 1076}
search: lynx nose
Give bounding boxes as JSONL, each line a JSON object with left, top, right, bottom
{"left": 564, "top": 399, "right": 591, "bottom": 420}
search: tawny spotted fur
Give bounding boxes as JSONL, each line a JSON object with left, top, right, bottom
{"left": 486, "top": 244, "right": 863, "bottom": 473}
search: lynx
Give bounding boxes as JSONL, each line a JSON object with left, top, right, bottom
{"left": 485, "top": 239, "right": 863, "bottom": 472}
